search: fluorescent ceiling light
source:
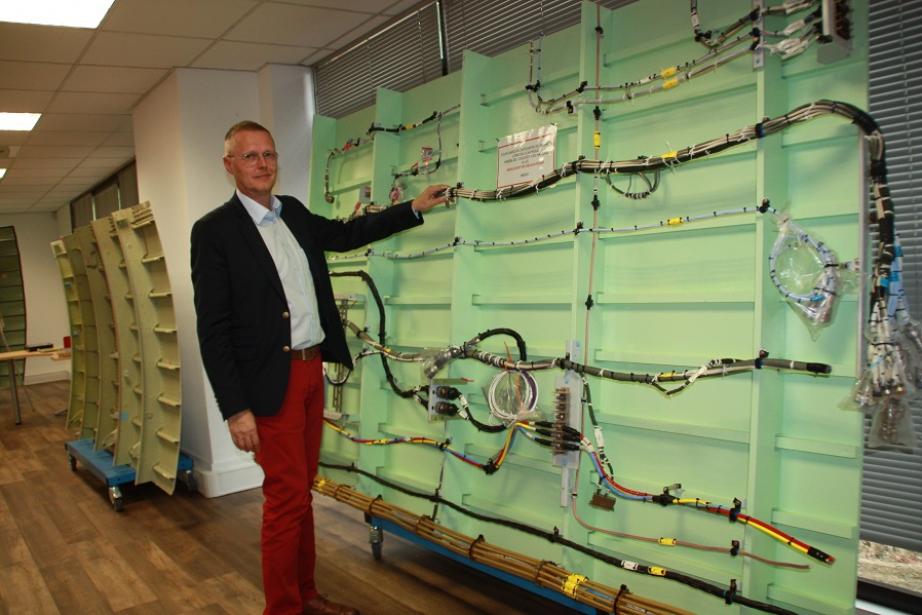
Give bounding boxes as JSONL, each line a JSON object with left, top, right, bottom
{"left": 0, "top": 169, "right": 6, "bottom": 180}
{"left": 0, "top": 113, "right": 41, "bottom": 131}
{"left": 0, "top": 0, "right": 115, "bottom": 28}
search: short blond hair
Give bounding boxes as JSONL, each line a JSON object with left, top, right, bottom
{"left": 224, "top": 120, "right": 272, "bottom": 155}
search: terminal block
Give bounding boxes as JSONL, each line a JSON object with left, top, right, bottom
{"left": 818, "top": 0, "right": 851, "bottom": 64}
{"left": 427, "top": 378, "right": 467, "bottom": 422}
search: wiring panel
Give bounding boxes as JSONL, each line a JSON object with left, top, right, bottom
{"left": 309, "top": 2, "right": 872, "bottom": 613}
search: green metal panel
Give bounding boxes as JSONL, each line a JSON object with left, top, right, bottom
{"left": 313, "top": 2, "right": 869, "bottom": 612}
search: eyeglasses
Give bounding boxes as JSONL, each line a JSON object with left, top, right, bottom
{"left": 226, "top": 151, "right": 279, "bottom": 165}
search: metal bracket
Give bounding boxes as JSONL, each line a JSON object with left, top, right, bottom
{"left": 554, "top": 340, "right": 582, "bottom": 507}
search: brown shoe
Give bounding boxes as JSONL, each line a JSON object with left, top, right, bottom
{"left": 303, "top": 594, "right": 360, "bottom": 615}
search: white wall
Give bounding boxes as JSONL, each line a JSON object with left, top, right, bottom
{"left": 0, "top": 212, "right": 71, "bottom": 383}
{"left": 53, "top": 204, "right": 70, "bottom": 236}
{"left": 258, "top": 64, "right": 315, "bottom": 201}
{"left": 134, "top": 68, "right": 263, "bottom": 496}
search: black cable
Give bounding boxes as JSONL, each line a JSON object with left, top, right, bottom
{"left": 330, "top": 271, "right": 425, "bottom": 407}
{"left": 319, "top": 461, "right": 796, "bottom": 615}
{"left": 467, "top": 327, "right": 528, "bottom": 360}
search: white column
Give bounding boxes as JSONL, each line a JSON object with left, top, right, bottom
{"left": 258, "top": 64, "right": 316, "bottom": 203}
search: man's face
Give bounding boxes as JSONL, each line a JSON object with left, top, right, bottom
{"left": 223, "top": 129, "right": 278, "bottom": 202}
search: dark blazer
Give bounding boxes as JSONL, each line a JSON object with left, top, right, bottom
{"left": 191, "top": 193, "right": 423, "bottom": 420}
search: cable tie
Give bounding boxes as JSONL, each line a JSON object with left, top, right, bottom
{"left": 724, "top": 579, "right": 738, "bottom": 605}
{"left": 585, "top": 294, "right": 594, "bottom": 310}
{"left": 758, "top": 198, "right": 771, "bottom": 213}
{"left": 593, "top": 106, "right": 602, "bottom": 121}
{"left": 730, "top": 539, "right": 740, "bottom": 556}
{"left": 566, "top": 100, "right": 574, "bottom": 114}
{"left": 574, "top": 221, "right": 584, "bottom": 235}
{"left": 613, "top": 584, "right": 628, "bottom": 610}
{"left": 467, "top": 534, "right": 485, "bottom": 560}
{"left": 729, "top": 498, "right": 742, "bottom": 522}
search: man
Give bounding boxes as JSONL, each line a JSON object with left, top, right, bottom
{"left": 191, "top": 120, "right": 448, "bottom": 615}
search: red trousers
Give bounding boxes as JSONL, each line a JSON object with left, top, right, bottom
{"left": 254, "top": 355, "right": 324, "bottom": 615}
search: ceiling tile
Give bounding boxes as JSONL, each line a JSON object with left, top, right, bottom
{"left": 90, "top": 146, "right": 134, "bottom": 158}
{"left": 0, "top": 61, "right": 70, "bottom": 91}
{"left": 82, "top": 32, "right": 212, "bottom": 68}
{"left": 103, "top": 0, "right": 257, "bottom": 38}
{"left": 0, "top": 89, "right": 55, "bottom": 113}
{"left": 31, "top": 202, "right": 67, "bottom": 212}
{"left": 114, "top": 116, "right": 134, "bottom": 132}
{"left": 300, "top": 48, "right": 334, "bottom": 66}
{"left": 65, "top": 168, "right": 109, "bottom": 179}
{"left": 17, "top": 145, "right": 94, "bottom": 158}
{"left": 0, "top": 176, "right": 52, "bottom": 186}
{"left": 0, "top": 198, "right": 38, "bottom": 207}
{"left": 35, "top": 114, "right": 131, "bottom": 132}
{"left": 0, "top": 131, "right": 30, "bottom": 146}
{"left": 55, "top": 177, "right": 96, "bottom": 187}
{"left": 26, "top": 131, "right": 110, "bottom": 147}
{"left": 226, "top": 3, "right": 368, "bottom": 48}
{"left": 277, "top": 0, "right": 392, "bottom": 13}
{"left": 323, "top": 15, "right": 389, "bottom": 50}
{"left": 11, "top": 159, "right": 80, "bottom": 170}
{"left": 45, "top": 92, "right": 140, "bottom": 115}
{"left": 0, "top": 193, "right": 49, "bottom": 202}
{"left": 191, "top": 41, "right": 317, "bottom": 71}
{"left": 61, "top": 66, "right": 169, "bottom": 94}
{"left": 101, "top": 132, "right": 133, "bottom": 147}
{"left": 382, "top": 0, "right": 423, "bottom": 15}
{"left": 0, "top": 24, "right": 93, "bottom": 63}
{"left": 5, "top": 167, "right": 69, "bottom": 179}
{"left": 77, "top": 158, "right": 127, "bottom": 170}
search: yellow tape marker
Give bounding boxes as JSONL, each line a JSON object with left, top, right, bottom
{"left": 563, "top": 574, "right": 588, "bottom": 596}
{"left": 648, "top": 566, "right": 667, "bottom": 576}
{"left": 593, "top": 131, "right": 601, "bottom": 149}
{"left": 663, "top": 77, "right": 680, "bottom": 90}
{"left": 666, "top": 217, "right": 684, "bottom": 226}
{"left": 661, "top": 150, "right": 678, "bottom": 160}
{"left": 661, "top": 66, "right": 678, "bottom": 78}
{"left": 658, "top": 537, "right": 677, "bottom": 546}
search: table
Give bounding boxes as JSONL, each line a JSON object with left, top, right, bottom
{"left": 0, "top": 348, "right": 70, "bottom": 424}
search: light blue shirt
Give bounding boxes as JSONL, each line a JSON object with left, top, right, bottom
{"left": 237, "top": 190, "right": 325, "bottom": 350}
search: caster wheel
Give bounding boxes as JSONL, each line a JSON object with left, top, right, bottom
{"left": 68, "top": 455, "right": 77, "bottom": 472}
{"left": 180, "top": 469, "right": 196, "bottom": 492}
{"left": 108, "top": 486, "right": 124, "bottom": 512}
{"left": 369, "top": 524, "right": 383, "bottom": 561}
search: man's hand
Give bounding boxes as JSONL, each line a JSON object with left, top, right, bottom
{"left": 228, "top": 409, "right": 260, "bottom": 453}
{"left": 411, "top": 184, "right": 450, "bottom": 213}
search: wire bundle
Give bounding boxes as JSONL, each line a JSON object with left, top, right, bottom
{"left": 526, "top": 1, "right": 821, "bottom": 115}
{"left": 768, "top": 215, "right": 848, "bottom": 329}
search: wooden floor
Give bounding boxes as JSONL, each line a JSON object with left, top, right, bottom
{"left": 0, "top": 381, "right": 579, "bottom": 615}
